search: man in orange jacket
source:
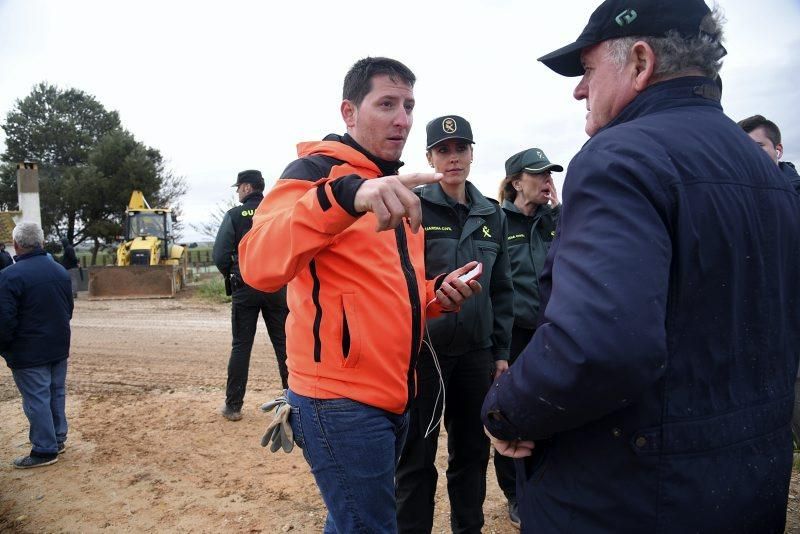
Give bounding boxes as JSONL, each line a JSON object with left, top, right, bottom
{"left": 239, "top": 57, "right": 480, "bottom": 533}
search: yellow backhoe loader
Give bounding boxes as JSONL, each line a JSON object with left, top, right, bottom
{"left": 88, "top": 191, "right": 187, "bottom": 299}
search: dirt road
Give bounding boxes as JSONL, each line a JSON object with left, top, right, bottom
{"left": 0, "top": 290, "right": 797, "bottom": 532}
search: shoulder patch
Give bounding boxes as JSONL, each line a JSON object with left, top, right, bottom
{"left": 280, "top": 155, "right": 345, "bottom": 182}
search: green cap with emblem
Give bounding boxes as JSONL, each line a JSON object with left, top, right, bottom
{"left": 505, "top": 148, "right": 563, "bottom": 176}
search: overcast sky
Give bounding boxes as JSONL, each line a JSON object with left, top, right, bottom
{"left": 1, "top": 0, "right": 799, "bottom": 242}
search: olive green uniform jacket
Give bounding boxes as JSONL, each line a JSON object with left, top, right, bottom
{"left": 502, "top": 200, "right": 560, "bottom": 329}
{"left": 417, "top": 182, "right": 513, "bottom": 360}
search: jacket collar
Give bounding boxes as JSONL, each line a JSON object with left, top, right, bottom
{"left": 421, "top": 181, "right": 495, "bottom": 216}
{"left": 502, "top": 199, "right": 551, "bottom": 219}
{"left": 13, "top": 248, "right": 47, "bottom": 262}
{"left": 241, "top": 191, "right": 264, "bottom": 204}
{"left": 317, "top": 133, "right": 404, "bottom": 177}
{"left": 598, "top": 76, "right": 722, "bottom": 135}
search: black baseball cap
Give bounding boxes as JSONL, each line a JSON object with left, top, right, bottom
{"left": 538, "top": 0, "right": 720, "bottom": 77}
{"left": 426, "top": 115, "right": 474, "bottom": 150}
{"left": 232, "top": 169, "right": 265, "bottom": 188}
{"left": 505, "top": 148, "right": 563, "bottom": 176}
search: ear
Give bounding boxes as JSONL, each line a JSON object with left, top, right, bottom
{"left": 426, "top": 151, "right": 433, "bottom": 167}
{"left": 630, "top": 41, "right": 656, "bottom": 92}
{"left": 513, "top": 178, "right": 522, "bottom": 191}
{"left": 341, "top": 99, "right": 357, "bottom": 129}
{"left": 776, "top": 142, "right": 784, "bottom": 159}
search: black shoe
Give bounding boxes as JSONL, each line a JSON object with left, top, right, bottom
{"left": 221, "top": 405, "right": 242, "bottom": 421}
{"left": 58, "top": 442, "right": 66, "bottom": 454}
{"left": 508, "top": 501, "right": 521, "bottom": 529}
{"left": 13, "top": 455, "right": 58, "bottom": 469}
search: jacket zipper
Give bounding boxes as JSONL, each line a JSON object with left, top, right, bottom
{"left": 309, "top": 259, "right": 323, "bottom": 362}
{"left": 395, "top": 223, "right": 422, "bottom": 411}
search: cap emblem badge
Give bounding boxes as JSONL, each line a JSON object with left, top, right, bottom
{"left": 615, "top": 9, "right": 637, "bottom": 26}
{"left": 442, "top": 118, "right": 457, "bottom": 134}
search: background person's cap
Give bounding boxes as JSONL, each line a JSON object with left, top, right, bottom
{"left": 426, "top": 115, "right": 475, "bottom": 149}
{"left": 537, "top": 0, "right": 718, "bottom": 77}
{"left": 232, "top": 169, "right": 265, "bottom": 187}
{"left": 505, "top": 148, "right": 564, "bottom": 176}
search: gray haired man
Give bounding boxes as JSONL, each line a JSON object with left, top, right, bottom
{"left": 0, "top": 222, "right": 73, "bottom": 468}
{"left": 482, "top": 0, "right": 800, "bottom": 531}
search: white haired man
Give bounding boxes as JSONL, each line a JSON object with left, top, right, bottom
{"left": 0, "top": 222, "right": 74, "bottom": 468}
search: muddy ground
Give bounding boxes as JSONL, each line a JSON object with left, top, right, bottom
{"left": 0, "top": 288, "right": 797, "bottom": 533}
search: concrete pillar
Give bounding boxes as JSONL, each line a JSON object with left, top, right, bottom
{"left": 16, "top": 162, "right": 41, "bottom": 226}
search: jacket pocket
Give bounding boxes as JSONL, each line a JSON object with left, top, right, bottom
{"left": 477, "top": 242, "right": 499, "bottom": 281}
{"left": 521, "top": 439, "right": 550, "bottom": 483}
{"left": 340, "top": 293, "right": 361, "bottom": 368}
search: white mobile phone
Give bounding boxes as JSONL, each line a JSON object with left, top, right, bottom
{"left": 457, "top": 262, "right": 483, "bottom": 284}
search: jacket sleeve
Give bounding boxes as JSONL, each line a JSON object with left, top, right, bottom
{"left": 490, "top": 210, "right": 514, "bottom": 361}
{"left": 482, "top": 147, "right": 672, "bottom": 441}
{"left": 424, "top": 274, "right": 448, "bottom": 319}
{"left": 239, "top": 164, "right": 365, "bottom": 292}
{"left": 0, "top": 274, "right": 19, "bottom": 352}
{"left": 212, "top": 212, "right": 235, "bottom": 277}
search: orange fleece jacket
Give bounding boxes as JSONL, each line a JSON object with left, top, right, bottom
{"left": 239, "top": 139, "right": 443, "bottom": 414}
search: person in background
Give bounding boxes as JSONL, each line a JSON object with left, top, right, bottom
{"left": 738, "top": 114, "right": 799, "bottom": 189}
{"left": 493, "top": 146, "right": 563, "bottom": 528}
{"left": 738, "top": 114, "right": 800, "bottom": 446}
{"left": 60, "top": 237, "right": 80, "bottom": 299}
{"left": 213, "top": 169, "right": 289, "bottom": 421}
{"left": 0, "top": 222, "right": 73, "bottom": 469}
{"left": 0, "top": 243, "right": 13, "bottom": 271}
{"left": 482, "top": 0, "right": 800, "bottom": 531}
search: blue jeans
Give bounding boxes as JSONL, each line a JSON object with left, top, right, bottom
{"left": 12, "top": 358, "right": 68, "bottom": 456}
{"left": 287, "top": 390, "right": 409, "bottom": 534}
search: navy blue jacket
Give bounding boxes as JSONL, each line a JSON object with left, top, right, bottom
{"left": 780, "top": 160, "right": 799, "bottom": 193}
{"left": 0, "top": 249, "right": 74, "bottom": 369}
{"left": 482, "top": 77, "right": 800, "bottom": 533}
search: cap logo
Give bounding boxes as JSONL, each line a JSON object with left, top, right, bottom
{"left": 536, "top": 150, "right": 544, "bottom": 159}
{"left": 615, "top": 9, "right": 637, "bottom": 26}
{"left": 442, "top": 118, "right": 457, "bottom": 134}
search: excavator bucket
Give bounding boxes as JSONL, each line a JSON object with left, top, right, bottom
{"left": 87, "top": 265, "right": 181, "bottom": 300}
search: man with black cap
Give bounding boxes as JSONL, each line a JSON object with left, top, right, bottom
{"left": 213, "top": 169, "right": 289, "bottom": 421}
{"left": 482, "top": 1, "right": 800, "bottom": 532}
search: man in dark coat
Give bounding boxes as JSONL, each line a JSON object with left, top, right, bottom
{"left": 0, "top": 222, "right": 74, "bottom": 468}
{"left": 738, "top": 114, "right": 800, "bottom": 446}
{"left": 482, "top": 0, "right": 800, "bottom": 532}
{"left": 0, "top": 243, "right": 13, "bottom": 271}
{"left": 213, "top": 170, "right": 289, "bottom": 421}
{"left": 60, "top": 237, "right": 80, "bottom": 298}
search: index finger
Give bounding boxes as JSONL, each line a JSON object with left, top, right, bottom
{"left": 395, "top": 172, "right": 443, "bottom": 190}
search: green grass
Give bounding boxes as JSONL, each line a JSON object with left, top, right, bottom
{"left": 195, "top": 277, "right": 231, "bottom": 304}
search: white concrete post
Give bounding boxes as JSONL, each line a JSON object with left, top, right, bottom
{"left": 16, "top": 162, "right": 41, "bottom": 227}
